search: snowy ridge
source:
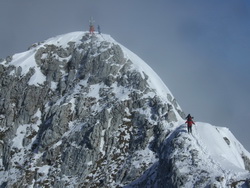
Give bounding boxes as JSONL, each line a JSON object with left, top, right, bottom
{"left": 170, "top": 122, "right": 250, "bottom": 187}
{"left": 129, "top": 122, "right": 250, "bottom": 187}
{"left": 3, "top": 31, "right": 178, "bottom": 108}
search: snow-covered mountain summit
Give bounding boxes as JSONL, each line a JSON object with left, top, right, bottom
{"left": 0, "top": 32, "right": 249, "bottom": 187}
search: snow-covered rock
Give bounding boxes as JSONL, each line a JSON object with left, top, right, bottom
{"left": 0, "top": 31, "right": 249, "bottom": 187}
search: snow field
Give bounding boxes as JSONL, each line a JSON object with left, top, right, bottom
{"left": 189, "top": 122, "right": 250, "bottom": 185}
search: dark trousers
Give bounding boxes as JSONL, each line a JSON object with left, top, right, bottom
{"left": 188, "top": 126, "right": 192, "bottom": 133}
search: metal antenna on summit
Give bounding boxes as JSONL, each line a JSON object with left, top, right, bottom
{"left": 89, "top": 17, "right": 95, "bottom": 34}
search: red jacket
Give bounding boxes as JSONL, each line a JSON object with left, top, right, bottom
{"left": 186, "top": 119, "right": 195, "bottom": 127}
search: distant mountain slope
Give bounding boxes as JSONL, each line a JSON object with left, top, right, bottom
{"left": 0, "top": 32, "right": 249, "bottom": 188}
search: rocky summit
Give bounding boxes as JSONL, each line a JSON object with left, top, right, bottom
{"left": 0, "top": 32, "right": 249, "bottom": 188}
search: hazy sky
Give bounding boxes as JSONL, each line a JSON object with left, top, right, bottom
{"left": 0, "top": 1, "right": 249, "bottom": 151}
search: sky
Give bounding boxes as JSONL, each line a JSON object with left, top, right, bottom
{"left": 0, "top": 1, "right": 249, "bottom": 151}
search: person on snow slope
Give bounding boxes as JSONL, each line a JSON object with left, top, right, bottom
{"left": 186, "top": 114, "right": 195, "bottom": 134}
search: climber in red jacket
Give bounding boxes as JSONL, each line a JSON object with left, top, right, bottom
{"left": 185, "top": 114, "right": 195, "bottom": 134}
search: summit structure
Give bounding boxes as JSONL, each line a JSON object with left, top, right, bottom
{"left": 0, "top": 32, "right": 249, "bottom": 187}
{"left": 89, "top": 17, "right": 95, "bottom": 34}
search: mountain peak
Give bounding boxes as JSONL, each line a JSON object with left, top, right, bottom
{"left": 4, "top": 32, "right": 174, "bottom": 100}
{"left": 0, "top": 32, "right": 249, "bottom": 187}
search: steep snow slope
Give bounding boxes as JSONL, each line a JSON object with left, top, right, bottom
{"left": 192, "top": 123, "right": 250, "bottom": 186}
{"left": 196, "top": 122, "right": 250, "bottom": 171}
{"left": 0, "top": 31, "right": 249, "bottom": 188}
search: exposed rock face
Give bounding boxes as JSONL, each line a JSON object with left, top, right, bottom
{"left": 0, "top": 32, "right": 249, "bottom": 188}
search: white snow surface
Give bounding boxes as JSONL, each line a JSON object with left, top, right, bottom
{"left": 9, "top": 50, "right": 46, "bottom": 86}
{"left": 194, "top": 122, "right": 250, "bottom": 172}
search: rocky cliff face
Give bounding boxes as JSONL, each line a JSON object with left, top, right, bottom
{"left": 0, "top": 32, "right": 249, "bottom": 188}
